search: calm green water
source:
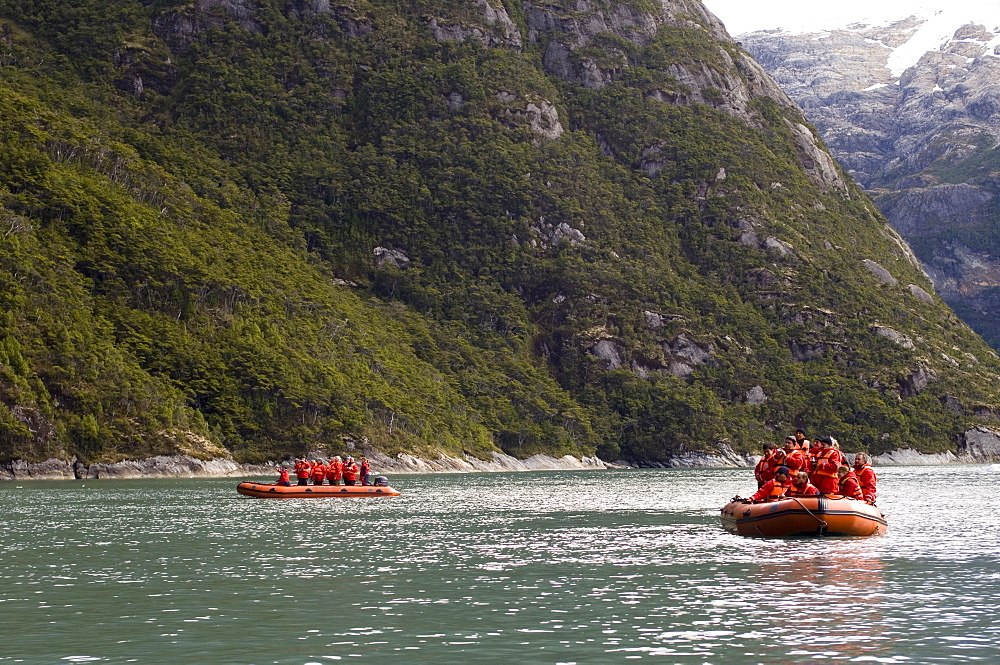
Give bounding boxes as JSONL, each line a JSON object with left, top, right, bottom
{"left": 2, "top": 465, "right": 998, "bottom": 664}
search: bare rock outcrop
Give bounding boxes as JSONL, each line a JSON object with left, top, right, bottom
{"left": 590, "top": 338, "right": 625, "bottom": 370}
{"left": 530, "top": 217, "right": 586, "bottom": 248}
{"left": 0, "top": 455, "right": 271, "bottom": 481}
{"left": 366, "top": 450, "right": 612, "bottom": 473}
{"left": 862, "top": 259, "right": 898, "bottom": 287}
{"left": 373, "top": 246, "right": 411, "bottom": 269}
{"left": 496, "top": 93, "right": 565, "bottom": 139}
{"left": 872, "top": 325, "right": 915, "bottom": 350}
{"left": 741, "top": 17, "right": 1000, "bottom": 347}
{"left": 872, "top": 428, "right": 1000, "bottom": 464}
{"left": 646, "top": 441, "right": 757, "bottom": 468}
{"left": 523, "top": 0, "right": 801, "bottom": 129}
{"left": 958, "top": 426, "right": 1000, "bottom": 463}
{"left": 873, "top": 448, "right": 958, "bottom": 465}
{"left": 783, "top": 119, "right": 848, "bottom": 193}
{"left": 662, "top": 333, "right": 714, "bottom": 378}
{"left": 153, "top": 0, "right": 264, "bottom": 52}
{"left": 428, "top": 0, "right": 523, "bottom": 49}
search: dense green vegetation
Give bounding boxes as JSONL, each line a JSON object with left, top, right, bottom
{"left": 1, "top": 0, "right": 998, "bottom": 466}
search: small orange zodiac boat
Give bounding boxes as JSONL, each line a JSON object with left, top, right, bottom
{"left": 720, "top": 495, "right": 887, "bottom": 537}
{"left": 237, "top": 482, "right": 401, "bottom": 498}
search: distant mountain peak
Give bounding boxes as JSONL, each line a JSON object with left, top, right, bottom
{"left": 739, "top": 4, "right": 1000, "bottom": 78}
{"left": 740, "top": 5, "right": 1000, "bottom": 351}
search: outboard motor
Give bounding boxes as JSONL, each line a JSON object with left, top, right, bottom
{"left": 373, "top": 476, "right": 389, "bottom": 487}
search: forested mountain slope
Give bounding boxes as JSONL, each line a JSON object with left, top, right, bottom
{"left": 1, "top": 0, "right": 998, "bottom": 468}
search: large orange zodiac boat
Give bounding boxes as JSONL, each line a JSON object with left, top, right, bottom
{"left": 720, "top": 495, "right": 887, "bottom": 537}
{"left": 237, "top": 481, "right": 401, "bottom": 498}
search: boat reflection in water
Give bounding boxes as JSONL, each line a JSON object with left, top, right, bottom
{"left": 745, "top": 553, "right": 888, "bottom": 664}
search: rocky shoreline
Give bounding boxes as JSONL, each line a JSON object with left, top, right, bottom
{"left": 0, "top": 450, "right": 619, "bottom": 481}
{"left": 4, "top": 426, "right": 1000, "bottom": 480}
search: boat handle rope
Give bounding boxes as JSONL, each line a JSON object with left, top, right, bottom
{"left": 788, "top": 496, "right": 828, "bottom": 534}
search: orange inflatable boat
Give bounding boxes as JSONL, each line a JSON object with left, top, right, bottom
{"left": 720, "top": 495, "right": 887, "bottom": 537}
{"left": 237, "top": 482, "right": 401, "bottom": 498}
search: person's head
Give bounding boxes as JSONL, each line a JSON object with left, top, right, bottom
{"left": 795, "top": 428, "right": 806, "bottom": 441}
{"left": 775, "top": 466, "right": 790, "bottom": 481}
{"left": 837, "top": 465, "right": 850, "bottom": 478}
{"left": 334, "top": 456, "right": 342, "bottom": 462}
{"left": 854, "top": 452, "right": 869, "bottom": 468}
{"left": 346, "top": 456, "right": 353, "bottom": 462}
{"left": 762, "top": 442, "right": 775, "bottom": 453}
{"left": 794, "top": 471, "right": 809, "bottom": 485}
{"left": 818, "top": 436, "right": 833, "bottom": 449}
{"left": 784, "top": 435, "right": 796, "bottom": 450}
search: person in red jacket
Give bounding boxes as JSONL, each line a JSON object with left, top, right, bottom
{"left": 754, "top": 443, "right": 776, "bottom": 487}
{"left": 294, "top": 458, "right": 311, "bottom": 486}
{"left": 837, "top": 465, "right": 864, "bottom": 500}
{"left": 342, "top": 456, "right": 359, "bottom": 486}
{"left": 810, "top": 436, "right": 842, "bottom": 494}
{"left": 784, "top": 437, "right": 808, "bottom": 473}
{"left": 276, "top": 467, "right": 291, "bottom": 487}
{"left": 748, "top": 467, "right": 792, "bottom": 502}
{"left": 755, "top": 444, "right": 787, "bottom": 487}
{"left": 310, "top": 460, "right": 327, "bottom": 485}
{"left": 853, "top": 453, "right": 878, "bottom": 504}
{"left": 360, "top": 457, "right": 371, "bottom": 486}
{"left": 326, "top": 456, "right": 343, "bottom": 485}
{"left": 787, "top": 470, "right": 820, "bottom": 497}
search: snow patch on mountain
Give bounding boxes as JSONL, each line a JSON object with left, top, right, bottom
{"left": 705, "top": 0, "right": 997, "bottom": 38}
{"left": 883, "top": 6, "right": 1000, "bottom": 76}
{"left": 713, "top": 0, "right": 1000, "bottom": 79}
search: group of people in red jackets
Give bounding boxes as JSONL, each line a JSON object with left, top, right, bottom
{"left": 745, "top": 429, "right": 878, "bottom": 504}
{"left": 274, "top": 456, "right": 371, "bottom": 486}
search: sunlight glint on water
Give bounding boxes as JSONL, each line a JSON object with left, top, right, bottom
{"left": 1, "top": 466, "right": 999, "bottom": 664}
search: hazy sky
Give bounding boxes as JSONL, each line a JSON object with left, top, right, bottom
{"left": 701, "top": 0, "right": 998, "bottom": 36}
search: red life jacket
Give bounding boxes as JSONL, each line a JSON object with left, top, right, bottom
{"left": 311, "top": 463, "right": 327, "bottom": 479}
{"left": 754, "top": 455, "right": 769, "bottom": 481}
{"left": 813, "top": 449, "right": 840, "bottom": 480}
{"left": 785, "top": 450, "right": 807, "bottom": 471}
{"left": 855, "top": 464, "right": 877, "bottom": 502}
{"left": 770, "top": 479, "right": 792, "bottom": 496}
{"left": 838, "top": 473, "right": 864, "bottom": 500}
{"left": 343, "top": 462, "right": 359, "bottom": 481}
{"left": 750, "top": 478, "right": 792, "bottom": 502}
{"left": 278, "top": 469, "right": 290, "bottom": 483}
{"left": 294, "top": 461, "right": 311, "bottom": 479}
{"left": 755, "top": 452, "right": 780, "bottom": 484}
{"left": 326, "top": 461, "right": 343, "bottom": 480}
{"left": 787, "top": 481, "right": 820, "bottom": 496}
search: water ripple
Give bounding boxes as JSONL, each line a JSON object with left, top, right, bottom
{"left": 1, "top": 467, "right": 998, "bottom": 663}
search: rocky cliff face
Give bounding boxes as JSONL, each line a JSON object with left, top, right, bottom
{"left": 741, "top": 15, "right": 1000, "bottom": 347}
